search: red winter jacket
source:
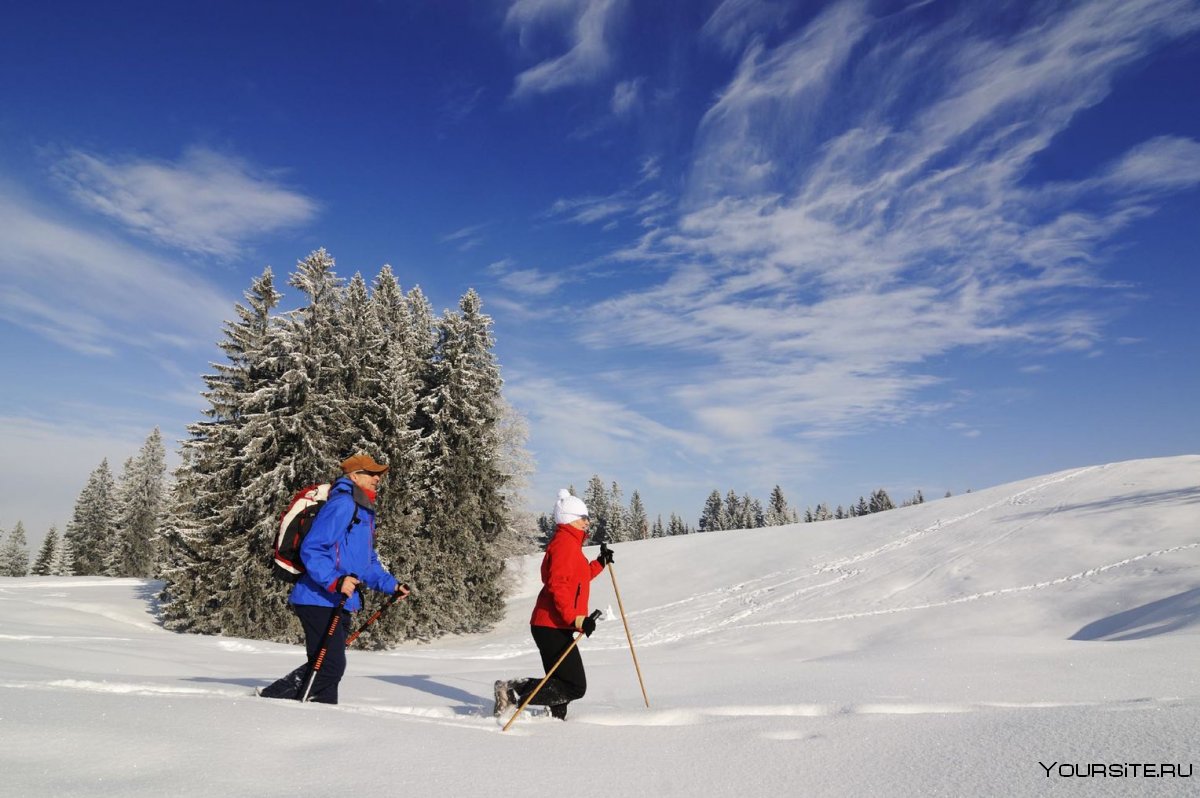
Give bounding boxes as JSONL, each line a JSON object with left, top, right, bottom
{"left": 530, "top": 524, "right": 604, "bottom": 629}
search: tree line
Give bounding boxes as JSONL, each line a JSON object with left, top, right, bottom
{"left": 1, "top": 428, "right": 168, "bottom": 579}
{"left": 533, "top": 480, "right": 928, "bottom": 541}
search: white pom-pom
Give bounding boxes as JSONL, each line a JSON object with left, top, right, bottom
{"left": 557, "top": 488, "right": 571, "bottom": 500}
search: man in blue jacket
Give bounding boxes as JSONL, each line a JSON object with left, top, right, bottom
{"left": 264, "top": 453, "right": 407, "bottom": 703}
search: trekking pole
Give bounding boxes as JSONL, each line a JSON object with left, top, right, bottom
{"left": 502, "top": 609, "right": 602, "bottom": 732}
{"left": 603, "top": 543, "right": 649, "bottom": 708}
{"left": 346, "top": 584, "right": 409, "bottom": 645}
{"left": 299, "top": 592, "right": 350, "bottom": 702}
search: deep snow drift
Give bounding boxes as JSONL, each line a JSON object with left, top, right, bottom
{"left": 2, "top": 456, "right": 1198, "bottom": 797}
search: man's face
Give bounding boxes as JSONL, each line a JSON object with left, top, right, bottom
{"left": 349, "top": 470, "right": 383, "bottom": 492}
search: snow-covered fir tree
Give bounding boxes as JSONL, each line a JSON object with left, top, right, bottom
{"left": 64, "top": 459, "right": 117, "bottom": 575}
{"left": 396, "top": 288, "right": 508, "bottom": 640}
{"left": 31, "top": 526, "right": 60, "bottom": 576}
{"left": 54, "top": 531, "right": 74, "bottom": 576}
{"left": 869, "top": 489, "right": 895, "bottom": 513}
{"left": 159, "top": 266, "right": 295, "bottom": 638}
{"left": 628, "top": 491, "right": 648, "bottom": 540}
{"left": 1, "top": 521, "right": 30, "bottom": 576}
{"left": 105, "top": 428, "right": 168, "bottom": 578}
{"left": 699, "top": 490, "right": 723, "bottom": 532}
{"left": 607, "top": 481, "right": 628, "bottom": 542}
{"left": 491, "top": 398, "right": 539, "bottom": 557}
{"left": 765, "top": 485, "right": 798, "bottom": 526}
{"left": 583, "top": 476, "right": 609, "bottom": 543}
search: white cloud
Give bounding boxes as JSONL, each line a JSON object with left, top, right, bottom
{"left": 611, "top": 77, "right": 644, "bottom": 117}
{"left": 0, "top": 187, "right": 232, "bottom": 356}
{"left": 440, "top": 222, "right": 490, "bottom": 251}
{"left": 1101, "top": 136, "right": 1200, "bottom": 192}
{"left": 700, "top": 0, "right": 790, "bottom": 56}
{"left": 561, "top": 0, "right": 1200, "bottom": 472}
{"left": 507, "top": 0, "right": 625, "bottom": 98}
{"left": 498, "top": 267, "right": 567, "bottom": 297}
{"left": 50, "top": 146, "right": 318, "bottom": 257}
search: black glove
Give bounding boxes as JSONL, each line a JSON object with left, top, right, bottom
{"left": 393, "top": 583, "right": 411, "bottom": 599}
{"left": 599, "top": 543, "right": 615, "bottom": 565}
{"left": 581, "top": 615, "right": 597, "bottom": 637}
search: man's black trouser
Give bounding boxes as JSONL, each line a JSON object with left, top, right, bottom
{"left": 294, "top": 603, "right": 350, "bottom": 704}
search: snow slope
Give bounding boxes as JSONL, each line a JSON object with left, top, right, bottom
{"left": 2, "top": 456, "right": 1197, "bottom": 797}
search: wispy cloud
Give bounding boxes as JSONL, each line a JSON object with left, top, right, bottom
{"left": 611, "top": 77, "right": 644, "bottom": 117}
{"left": 545, "top": 187, "right": 670, "bottom": 228}
{"left": 0, "top": 185, "right": 232, "bottom": 356}
{"left": 50, "top": 146, "right": 318, "bottom": 257}
{"left": 567, "top": 0, "right": 1200, "bottom": 473}
{"left": 700, "top": 0, "right": 791, "bottom": 56}
{"left": 441, "top": 222, "right": 490, "bottom": 251}
{"left": 506, "top": 0, "right": 625, "bottom": 98}
{"left": 488, "top": 259, "right": 568, "bottom": 297}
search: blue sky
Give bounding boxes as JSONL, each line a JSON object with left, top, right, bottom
{"left": 2, "top": 0, "right": 1199, "bottom": 547}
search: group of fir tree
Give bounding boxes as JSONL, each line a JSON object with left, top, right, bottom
{"left": 156, "top": 249, "right": 527, "bottom": 647}
{"left": 18, "top": 429, "right": 169, "bottom": 579}
{"left": 0, "top": 522, "right": 31, "bottom": 576}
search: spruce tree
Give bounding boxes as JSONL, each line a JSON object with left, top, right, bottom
{"left": 607, "top": 481, "right": 627, "bottom": 543}
{"left": 207, "top": 250, "right": 349, "bottom": 638}
{"left": 766, "top": 485, "right": 795, "bottom": 526}
{"left": 699, "top": 490, "right": 723, "bottom": 532}
{"left": 748, "top": 496, "right": 765, "bottom": 528}
{"left": 398, "top": 289, "right": 507, "bottom": 639}
{"left": 583, "top": 476, "right": 609, "bottom": 543}
{"left": 158, "top": 265, "right": 300, "bottom": 639}
{"left": 65, "top": 460, "right": 117, "bottom": 575}
{"left": 869, "top": 489, "right": 895, "bottom": 513}
{"left": 106, "top": 429, "right": 167, "bottom": 578}
{"left": 54, "top": 531, "right": 74, "bottom": 575}
{"left": 31, "top": 526, "right": 60, "bottom": 576}
{"left": 628, "top": 491, "right": 648, "bottom": 540}
{"left": 1, "top": 521, "right": 30, "bottom": 576}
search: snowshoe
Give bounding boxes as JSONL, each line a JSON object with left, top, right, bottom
{"left": 493, "top": 680, "right": 514, "bottom": 716}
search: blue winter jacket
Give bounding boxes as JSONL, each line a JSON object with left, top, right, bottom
{"left": 288, "top": 477, "right": 398, "bottom": 612}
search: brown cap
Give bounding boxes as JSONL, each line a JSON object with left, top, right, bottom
{"left": 340, "top": 454, "right": 390, "bottom": 475}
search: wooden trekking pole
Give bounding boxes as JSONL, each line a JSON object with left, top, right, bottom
{"left": 502, "top": 609, "right": 602, "bottom": 732}
{"left": 603, "top": 543, "right": 649, "bottom": 707}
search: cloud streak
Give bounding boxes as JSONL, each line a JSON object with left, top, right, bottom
{"left": 50, "top": 146, "right": 318, "bottom": 257}
{"left": 0, "top": 186, "right": 232, "bottom": 356}
{"left": 507, "top": 0, "right": 625, "bottom": 98}
{"left": 560, "top": 0, "right": 1200, "bottom": 480}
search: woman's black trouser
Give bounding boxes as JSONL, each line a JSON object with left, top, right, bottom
{"left": 512, "top": 625, "right": 587, "bottom": 708}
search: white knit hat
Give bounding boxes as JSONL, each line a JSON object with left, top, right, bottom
{"left": 554, "top": 489, "right": 589, "bottom": 525}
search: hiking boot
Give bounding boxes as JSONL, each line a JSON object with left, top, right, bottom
{"left": 549, "top": 702, "right": 568, "bottom": 721}
{"left": 493, "top": 680, "right": 514, "bottom": 716}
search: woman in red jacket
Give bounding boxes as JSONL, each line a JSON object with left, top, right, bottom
{"left": 494, "top": 489, "right": 612, "bottom": 720}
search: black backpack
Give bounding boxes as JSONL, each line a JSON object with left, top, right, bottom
{"left": 271, "top": 483, "right": 360, "bottom": 583}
